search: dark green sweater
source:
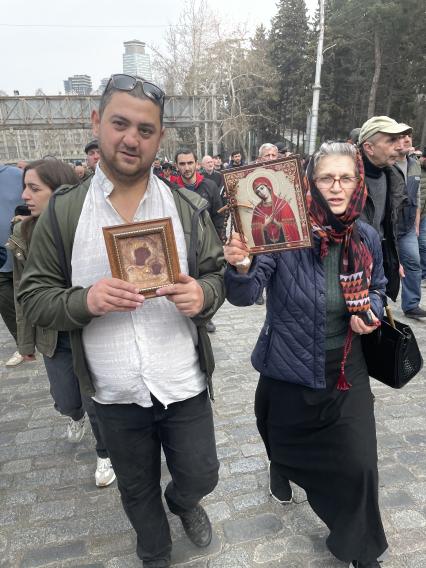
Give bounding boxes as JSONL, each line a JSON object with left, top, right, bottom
{"left": 324, "top": 242, "right": 349, "bottom": 350}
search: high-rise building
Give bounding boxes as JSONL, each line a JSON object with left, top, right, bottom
{"left": 123, "top": 40, "right": 152, "bottom": 80}
{"left": 99, "top": 78, "right": 109, "bottom": 93}
{"left": 63, "top": 75, "right": 92, "bottom": 95}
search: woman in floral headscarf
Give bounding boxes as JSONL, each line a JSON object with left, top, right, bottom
{"left": 224, "top": 142, "right": 388, "bottom": 568}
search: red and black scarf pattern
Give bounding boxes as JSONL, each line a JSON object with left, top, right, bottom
{"left": 304, "top": 150, "right": 376, "bottom": 389}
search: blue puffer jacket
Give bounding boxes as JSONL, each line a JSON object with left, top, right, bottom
{"left": 225, "top": 221, "right": 387, "bottom": 390}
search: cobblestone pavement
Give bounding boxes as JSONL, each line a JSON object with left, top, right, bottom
{"left": 1, "top": 299, "right": 425, "bottom": 568}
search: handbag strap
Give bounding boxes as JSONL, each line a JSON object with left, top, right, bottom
{"left": 385, "top": 305, "right": 396, "bottom": 329}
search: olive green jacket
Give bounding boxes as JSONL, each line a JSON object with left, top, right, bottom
{"left": 18, "top": 177, "right": 225, "bottom": 398}
{"left": 7, "top": 221, "right": 58, "bottom": 357}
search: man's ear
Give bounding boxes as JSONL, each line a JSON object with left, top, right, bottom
{"left": 362, "top": 142, "right": 372, "bottom": 158}
{"left": 92, "top": 109, "right": 100, "bottom": 137}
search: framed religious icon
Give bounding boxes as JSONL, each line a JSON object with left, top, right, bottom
{"left": 223, "top": 156, "right": 313, "bottom": 254}
{"left": 103, "top": 217, "right": 181, "bottom": 299}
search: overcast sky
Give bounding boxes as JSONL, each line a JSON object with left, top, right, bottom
{"left": 1, "top": 0, "right": 318, "bottom": 96}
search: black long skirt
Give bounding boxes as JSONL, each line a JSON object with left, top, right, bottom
{"left": 255, "top": 336, "right": 388, "bottom": 564}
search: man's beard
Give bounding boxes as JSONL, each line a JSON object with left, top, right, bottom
{"left": 182, "top": 171, "right": 195, "bottom": 182}
{"left": 99, "top": 147, "right": 149, "bottom": 186}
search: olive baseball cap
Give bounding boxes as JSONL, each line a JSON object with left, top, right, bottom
{"left": 358, "top": 116, "right": 411, "bottom": 144}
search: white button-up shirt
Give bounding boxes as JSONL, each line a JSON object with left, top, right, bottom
{"left": 71, "top": 167, "right": 206, "bottom": 408}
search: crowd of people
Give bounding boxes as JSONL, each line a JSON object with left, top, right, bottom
{"left": 0, "top": 72, "right": 425, "bottom": 568}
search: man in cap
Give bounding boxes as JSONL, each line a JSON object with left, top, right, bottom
{"left": 393, "top": 125, "right": 426, "bottom": 318}
{"left": 358, "top": 115, "right": 408, "bottom": 301}
{"left": 274, "top": 142, "right": 291, "bottom": 157}
{"left": 84, "top": 139, "right": 100, "bottom": 172}
{"left": 160, "top": 162, "right": 175, "bottom": 183}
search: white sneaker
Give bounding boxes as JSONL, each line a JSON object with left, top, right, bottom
{"left": 66, "top": 416, "right": 86, "bottom": 443}
{"left": 5, "top": 351, "right": 24, "bottom": 367}
{"left": 95, "top": 457, "right": 116, "bottom": 487}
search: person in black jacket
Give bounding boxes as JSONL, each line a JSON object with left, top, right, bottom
{"left": 174, "top": 149, "right": 224, "bottom": 237}
{"left": 175, "top": 149, "right": 224, "bottom": 333}
{"left": 200, "top": 155, "right": 224, "bottom": 192}
{"left": 226, "top": 150, "right": 245, "bottom": 168}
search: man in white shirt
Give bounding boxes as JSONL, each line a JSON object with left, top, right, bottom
{"left": 18, "top": 74, "right": 225, "bottom": 568}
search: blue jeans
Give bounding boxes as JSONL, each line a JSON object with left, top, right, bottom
{"left": 43, "top": 332, "right": 108, "bottom": 458}
{"left": 397, "top": 227, "right": 422, "bottom": 312}
{"left": 418, "top": 217, "right": 426, "bottom": 279}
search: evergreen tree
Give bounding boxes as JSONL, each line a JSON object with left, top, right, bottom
{"left": 316, "top": 0, "right": 426, "bottom": 143}
{"left": 269, "top": 0, "right": 311, "bottom": 144}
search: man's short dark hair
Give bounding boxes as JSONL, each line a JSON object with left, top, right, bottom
{"left": 175, "top": 148, "right": 197, "bottom": 163}
{"left": 99, "top": 77, "right": 164, "bottom": 126}
{"left": 231, "top": 150, "right": 241, "bottom": 158}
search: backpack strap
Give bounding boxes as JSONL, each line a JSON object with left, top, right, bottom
{"left": 172, "top": 186, "right": 209, "bottom": 277}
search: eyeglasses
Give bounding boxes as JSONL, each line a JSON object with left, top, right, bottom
{"left": 314, "top": 176, "right": 358, "bottom": 190}
{"left": 106, "top": 74, "right": 165, "bottom": 107}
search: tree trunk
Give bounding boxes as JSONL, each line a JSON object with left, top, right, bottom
{"left": 421, "top": 111, "right": 426, "bottom": 148}
{"left": 195, "top": 126, "right": 201, "bottom": 159}
{"left": 385, "top": 85, "right": 393, "bottom": 116}
{"left": 367, "top": 30, "right": 382, "bottom": 118}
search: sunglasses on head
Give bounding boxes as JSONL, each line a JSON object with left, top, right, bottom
{"left": 106, "top": 74, "right": 165, "bottom": 107}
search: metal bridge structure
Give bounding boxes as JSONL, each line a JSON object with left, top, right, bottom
{"left": 0, "top": 94, "right": 218, "bottom": 162}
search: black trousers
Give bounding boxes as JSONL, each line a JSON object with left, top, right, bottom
{"left": 255, "top": 338, "right": 388, "bottom": 564}
{"left": 0, "top": 271, "right": 17, "bottom": 342}
{"left": 94, "top": 390, "right": 219, "bottom": 565}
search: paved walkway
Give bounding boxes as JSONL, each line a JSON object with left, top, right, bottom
{"left": 1, "top": 299, "right": 425, "bottom": 568}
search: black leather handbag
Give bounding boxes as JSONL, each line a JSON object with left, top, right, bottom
{"left": 361, "top": 306, "right": 423, "bottom": 388}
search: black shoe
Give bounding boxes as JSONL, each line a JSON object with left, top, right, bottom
{"left": 206, "top": 320, "right": 216, "bottom": 333}
{"left": 178, "top": 505, "right": 212, "bottom": 547}
{"left": 144, "top": 558, "right": 171, "bottom": 568}
{"left": 349, "top": 561, "right": 381, "bottom": 568}
{"left": 268, "top": 462, "right": 293, "bottom": 504}
{"left": 404, "top": 307, "right": 426, "bottom": 319}
{"left": 255, "top": 294, "right": 264, "bottom": 305}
